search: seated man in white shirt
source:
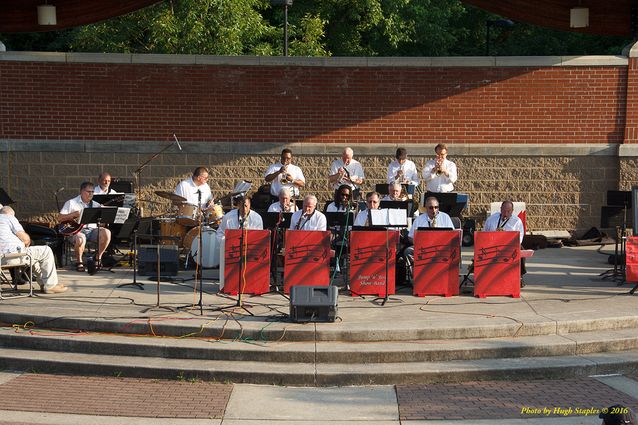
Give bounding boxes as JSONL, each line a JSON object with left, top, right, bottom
{"left": 290, "top": 195, "right": 327, "bottom": 231}
{"left": 354, "top": 191, "right": 380, "bottom": 227}
{"left": 0, "top": 206, "right": 66, "bottom": 294}
{"left": 174, "top": 167, "right": 213, "bottom": 209}
{"left": 93, "top": 172, "right": 122, "bottom": 195}
{"left": 329, "top": 147, "right": 365, "bottom": 199}
{"left": 387, "top": 147, "right": 419, "bottom": 194}
{"left": 483, "top": 200, "right": 527, "bottom": 287}
{"left": 267, "top": 188, "right": 298, "bottom": 213}
{"left": 422, "top": 143, "right": 458, "bottom": 193}
{"left": 216, "top": 197, "right": 263, "bottom": 241}
{"left": 264, "top": 149, "right": 305, "bottom": 199}
{"left": 59, "top": 182, "right": 112, "bottom": 272}
{"left": 381, "top": 183, "right": 406, "bottom": 201}
{"left": 404, "top": 196, "right": 454, "bottom": 276}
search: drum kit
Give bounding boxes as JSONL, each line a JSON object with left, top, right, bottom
{"left": 154, "top": 190, "right": 224, "bottom": 267}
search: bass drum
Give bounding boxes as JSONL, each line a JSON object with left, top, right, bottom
{"left": 184, "top": 226, "right": 219, "bottom": 268}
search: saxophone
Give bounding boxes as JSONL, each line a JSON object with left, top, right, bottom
{"left": 432, "top": 214, "right": 437, "bottom": 228}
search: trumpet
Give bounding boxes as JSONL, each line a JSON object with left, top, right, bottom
{"left": 280, "top": 165, "right": 293, "bottom": 184}
{"left": 434, "top": 159, "right": 444, "bottom": 176}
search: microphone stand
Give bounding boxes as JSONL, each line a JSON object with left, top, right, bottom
{"left": 226, "top": 212, "right": 253, "bottom": 316}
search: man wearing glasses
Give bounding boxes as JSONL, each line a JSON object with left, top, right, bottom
{"left": 174, "top": 167, "right": 213, "bottom": 209}
{"left": 264, "top": 149, "right": 306, "bottom": 198}
{"left": 403, "top": 196, "right": 453, "bottom": 275}
{"left": 326, "top": 185, "right": 354, "bottom": 212}
{"left": 354, "top": 192, "right": 381, "bottom": 226}
{"left": 59, "top": 182, "right": 112, "bottom": 272}
{"left": 484, "top": 200, "right": 527, "bottom": 287}
{"left": 290, "top": 195, "right": 327, "bottom": 231}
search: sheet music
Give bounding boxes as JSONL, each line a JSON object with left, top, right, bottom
{"left": 114, "top": 207, "right": 131, "bottom": 224}
{"left": 370, "top": 208, "right": 408, "bottom": 226}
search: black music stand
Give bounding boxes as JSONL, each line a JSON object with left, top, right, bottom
{"left": 141, "top": 242, "right": 176, "bottom": 313}
{"left": 92, "top": 194, "right": 125, "bottom": 207}
{"left": 117, "top": 217, "right": 150, "bottom": 290}
{"left": 78, "top": 207, "right": 121, "bottom": 274}
{"left": 326, "top": 211, "right": 354, "bottom": 287}
{"left": 264, "top": 212, "right": 293, "bottom": 295}
{"left": 375, "top": 183, "right": 411, "bottom": 196}
{"left": 368, "top": 212, "right": 405, "bottom": 306}
{"left": 110, "top": 180, "right": 134, "bottom": 193}
{"left": 379, "top": 200, "right": 413, "bottom": 219}
{"left": 424, "top": 192, "right": 463, "bottom": 217}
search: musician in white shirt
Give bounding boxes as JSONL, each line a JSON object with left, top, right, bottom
{"left": 328, "top": 147, "right": 365, "bottom": 196}
{"left": 264, "top": 149, "right": 305, "bottom": 198}
{"left": 290, "top": 195, "right": 327, "bottom": 231}
{"left": 93, "top": 172, "right": 122, "bottom": 195}
{"left": 387, "top": 148, "right": 419, "bottom": 189}
{"left": 483, "top": 200, "right": 527, "bottom": 286}
{"left": 381, "top": 183, "right": 407, "bottom": 201}
{"left": 59, "top": 182, "right": 111, "bottom": 271}
{"left": 354, "top": 192, "right": 380, "bottom": 226}
{"left": 422, "top": 143, "right": 458, "bottom": 193}
{"left": 174, "top": 167, "right": 213, "bottom": 209}
{"left": 268, "top": 188, "right": 298, "bottom": 213}
{"left": 216, "top": 197, "right": 263, "bottom": 240}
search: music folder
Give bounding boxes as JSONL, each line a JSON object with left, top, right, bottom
{"left": 379, "top": 200, "right": 413, "bottom": 217}
{"left": 325, "top": 212, "right": 354, "bottom": 228}
{"left": 370, "top": 208, "right": 407, "bottom": 227}
{"left": 263, "top": 212, "right": 293, "bottom": 229}
{"left": 79, "top": 207, "right": 130, "bottom": 225}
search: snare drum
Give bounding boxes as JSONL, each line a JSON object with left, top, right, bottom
{"left": 184, "top": 226, "right": 219, "bottom": 268}
{"left": 206, "top": 204, "right": 225, "bottom": 226}
{"left": 159, "top": 219, "right": 187, "bottom": 246}
{"left": 176, "top": 203, "right": 200, "bottom": 226}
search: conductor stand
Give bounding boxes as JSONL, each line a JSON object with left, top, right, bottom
{"left": 79, "top": 207, "right": 121, "bottom": 275}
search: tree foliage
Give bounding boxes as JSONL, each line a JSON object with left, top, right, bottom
{"left": 0, "top": 0, "right": 632, "bottom": 56}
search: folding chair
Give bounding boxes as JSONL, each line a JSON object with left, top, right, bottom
{"left": 0, "top": 251, "right": 34, "bottom": 299}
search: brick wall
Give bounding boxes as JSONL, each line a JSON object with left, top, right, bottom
{"left": 0, "top": 52, "right": 636, "bottom": 234}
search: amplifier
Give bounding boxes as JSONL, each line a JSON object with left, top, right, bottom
{"left": 289, "top": 285, "right": 338, "bottom": 323}
{"left": 138, "top": 244, "right": 179, "bottom": 276}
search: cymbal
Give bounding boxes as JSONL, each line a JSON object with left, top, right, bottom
{"left": 154, "top": 191, "right": 186, "bottom": 203}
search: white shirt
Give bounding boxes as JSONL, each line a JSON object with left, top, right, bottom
{"left": 267, "top": 201, "right": 298, "bottom": 213}
{"left": 326, "top": 202, "right": 348, "bottom": 213}
{"left": 290, "top": 210, "right": 327, "bottom": 231}
{"left": 354, "top": 209, "right": 371, "bottom": 227}
{"left": 330, "top": 159, "right": 365, "bottom": 190}
{"left": 483, "top": 212, "right": 524, "bottom": 243}
{"left": 0, "top": 214, "right": 25, "bottom": 254}
{"left": 60, "top": 195, "right": 101, "bottom": 230}
{"left": 422, "top": 158, "right": 458, "bottom": 193}
{"left": 387, "top": 159, "right": 419, "bottom": 185}
{"left": 94, "top": 185, "right": 122, "bottom": 195}
{"left": 264, "top": 163, "right": 305, "bottom": 197}
{"left": 216, "top": 209, "right": 263, "bottom": 240}
{"left": 175, "top": 178, "right": 213, "bottom": 208}
{"left": 408, "top": 211, "right": 454, "bottom": 240}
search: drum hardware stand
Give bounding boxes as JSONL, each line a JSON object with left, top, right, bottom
{"left": 141, "top": 244, "right": 176, "bottom": 313}
{"left": 459, "top": 260, "right": 475, "bottom": 292}
{"left": 268, "top": 215, "right": 289, "bottom": 299}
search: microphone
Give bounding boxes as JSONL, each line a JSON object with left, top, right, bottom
{"left": 173, "top": 134, "right": 182, "bottom": 151}
{"left": 55, "top": 187, "right": 65, "bottom": 194}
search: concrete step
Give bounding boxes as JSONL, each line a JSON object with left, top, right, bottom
{"left": 3, "top": 327, "right": 638, "bottom": 363}
{"left": 1, "top": 346, "right": 638, "bottom": 386}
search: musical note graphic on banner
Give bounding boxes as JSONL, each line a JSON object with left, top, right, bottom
{"left": 414, "top": 244, "right": 457, "bottom": 265}
{"left": 287, "top": 244, "right": 329, "bottom": 264}
{"left": 352, "top": 244, "right": 386, "bottom": 264}
{"left": 476, "top": 245, "right": 518, "bottom": 265}
{"left": 226, "top": 244, "right": 268, "bottom": 264}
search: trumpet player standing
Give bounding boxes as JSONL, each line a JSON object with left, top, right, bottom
{"left": 387, "top": 147, "right": 419, "bottom": 190}
{"left": 422, "top": 143, "right": 457, "bottom": 193}
{"left": 264, "top": 148, "right": 306, "bottom": 198}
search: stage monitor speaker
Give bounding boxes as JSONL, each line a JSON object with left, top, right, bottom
{"left": 138, "top": 244, "right": 179, "bottom": 276}
{"left": 110, "top": 180, "right": 133, "bottom": 193}
{"left": 601, "top": 206, "right": 633, "bottom": 229}
{"left": 290, "top": 285, "right": 338, "bottom": 323}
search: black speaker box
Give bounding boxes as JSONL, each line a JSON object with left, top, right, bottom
{"left": 462, "top": 219, "right": 475, "bottom": 247}
{"left": 138, "top": 244, "right": 179, "bottom": 276}
{"left": 290, "top": 285, "right": 338, "bottom": 323}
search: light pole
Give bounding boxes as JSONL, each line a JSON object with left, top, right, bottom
{"left": 485, "top": 19, "right": 514, "bottom": 56}
{"left": 270, "top": 0, "right": 293, "bottom": 56}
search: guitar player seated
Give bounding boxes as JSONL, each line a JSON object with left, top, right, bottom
{"left": 58, "top": 182, "right": 111, "bottom": 272}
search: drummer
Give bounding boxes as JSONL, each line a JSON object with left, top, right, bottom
{"left": 175, "top": 167, "right": 213, "bottom": 209}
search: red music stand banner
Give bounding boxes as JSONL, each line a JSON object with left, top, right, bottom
{"left": 474, "top": 231, "right": 520, "bottom": 298}
{"left": 626, "top": 236, "right": 638, "bottom": 282}
{"left": 413, "top": 230, "right": 460, "bottom": 297}
{"left": 349, "top": 230, "right": 399, "bottom": 296}
{"left": 222, "top": 229, "right": 271, "bottom": 295}
{"left": 284, "top": 230, "right": 331, "bottom": 294}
